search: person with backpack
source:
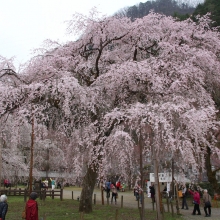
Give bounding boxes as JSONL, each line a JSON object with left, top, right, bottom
{"left": 181, "top": 185, "right": 189, "bottom": 210}
{"left": 0, "top": 195, "right": 8, "bottom": 220}
{"left": 203, "top": 189, "right": 212, "bottom": 217}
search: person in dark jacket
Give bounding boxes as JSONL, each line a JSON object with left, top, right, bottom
{"left": 181, "top": 185, "right": 188, "bottom": 210}
{"left": 0, "top": 194, "right": 8, "bottom": 220}
{"left": 150, "top": 185, "right": 155, "bottom": 203}
{"left": 25, "top": 192, "right": 38, "bottom": 220}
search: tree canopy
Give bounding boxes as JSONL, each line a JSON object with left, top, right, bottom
{"left": 0, "top": 10, "right": 220, "bottom": 212}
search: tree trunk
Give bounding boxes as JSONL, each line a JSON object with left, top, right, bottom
{"left": 0, "top": 138, "right": 2, "bottom": 190}
{"left": 205, "top": 146, "right": 220, "bottom": 193}
{"left": 79, "top": 165, "right": 98, "bottom": 213}
{"left": 153, "top": 148, "right": 163, "bottom": 220}
{"left": 139, "top": 138, "right": 145, "bottom": 220}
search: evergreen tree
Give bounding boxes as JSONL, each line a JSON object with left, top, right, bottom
{"left": 115, "top": 0, "right": 196, "bottom": 19}
{"left": 193, "top": 0, "right": 220, "bottom": 27}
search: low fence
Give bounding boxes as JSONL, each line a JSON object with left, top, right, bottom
{"left": 0, "top": 188, "right": 63, "bottom": 202}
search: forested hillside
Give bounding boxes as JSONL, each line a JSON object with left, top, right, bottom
{"left": 115, "top": 0, "right": 202, "bottom": 19}
{"left": 115, "top": 0, "right": 220, "bottom": 28}
{"left": 193, "top": 0, "right": 220, "bottom": 27}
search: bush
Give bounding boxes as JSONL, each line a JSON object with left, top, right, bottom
{"left": 198, "top": 183, "right": 220, "bottom": 196}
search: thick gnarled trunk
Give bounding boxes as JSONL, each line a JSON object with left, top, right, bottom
{"left": 79, "top": 165, "right": 98, "bottom": 213}
{"left": 206, "top": 146, "right": 220, "bottom": 194}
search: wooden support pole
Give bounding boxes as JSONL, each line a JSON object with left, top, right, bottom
{"left": 60, "top": 189, "right": 63, "bottom": 201}
{"left": 175, "top": 183, "right": 181, "bottom": 215}
{"left": 115, "top": 209, "right": 118, "bottom": 220}
{"left": 166, "top": 194, "right": 170, "bottom": 213}
{"left": 153, "top": 148, "right": 163, "bottom": 220}
{"left": 94, "top": 194, "right": 96, "bottom": 205}
{"left": 52, "top": 190, "right": 54, "bottom": 199}
{"left": 101, "top": 188, "right": 104, "bottom": 205}
{"left": 29, "top": 113, "right": 34, "bottom": 195}
{"left": 170, "top": 200, "right": 174, "bottom": 217}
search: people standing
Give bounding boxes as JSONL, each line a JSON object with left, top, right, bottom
{"left": 105, "top": 179, "right": 111, "bottom": 198}
{"left": 203, "top": 189, "right": 212, "bottom": 217}
{"left": 121, "top": 183, "right": 125, "bottom": 192}
{"left": 43, "top": 179, "right": 49, "bottom": 190}
{"left": 57, "top": 182, "right": 62, "bottom": 189}
{"left": 0, "top": 195, "right": 8, "bottom": 220}
{"left": 188, "top": 188, "right": 201, "bottom": 215}
{"left": 111, "top": 183, "right": 118, "bottom": 204}
{"left": 150, "top": 184, "right": 155, "bottom": 203}
{"left": 181, "top": 185, "right": 188, "bottom": 210}
{"left": 134, "top": 184, "right": 140, "bottom": 201}
{"left": 4, "top": 179, "right": 8, "bottom": 188}
{"left": 25, "top": 192, "right": 38, "bottom": 220}
{"left": 116, "top": 181, "right": 121, "bottom": 191}
{"left": 50, "top": 178, "right": 56, "bottom": 190}
{"left": 138, "top": 185, "right": 143, "bottom": 204}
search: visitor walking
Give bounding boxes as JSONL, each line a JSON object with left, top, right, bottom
{"left": 116, "top": 181, "right": 121, "bottom": 191}
{"left": 105, "top": 179, "right": 111, "bottom": 198}
{"left": 181, "top": 185, "right": 188, "bottom": 210}
{"left": 134, "top": 184, "right": 140, "bottom": 201}
{"left": 188, "top": 188, "right": 201, "bottom": 215}
{"left": 203, "top": 189, "right": 212, "bottom": 217}
{"left": 150, "top": 184, "right": 155, "bottom": 203}
{"left": 25, "top": 192, "right": 39, "bottom": 220}
{"left": 111, "top": 183, "right": 118, "bottom": 204}
{"left": 50, "top": 178, "right": 56, "bottom": 190}
{"left": 43, "top": 179, "right": 49, "bottom": 190}
{"left": 0, "top": 195, "right": 8, "bottom": 220}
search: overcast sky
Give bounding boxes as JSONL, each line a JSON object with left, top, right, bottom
{"left": 0, "top": 0, "right": 144, "bottom": 68}
{"left": 0, "top": 0, "right": 203, "bottom": 69}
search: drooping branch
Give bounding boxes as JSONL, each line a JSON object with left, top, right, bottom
{"left": 0, "top": 68, "right": 28, "bottom": 85}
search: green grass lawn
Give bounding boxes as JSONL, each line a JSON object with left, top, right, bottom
{"left": 6, "top": 196, "right": 184, "bottom": 220}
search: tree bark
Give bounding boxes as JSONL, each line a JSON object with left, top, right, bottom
{"left": 79, "top": 165, "right": 98, "bottom": 213}
{"left": 0, "top": 138, "right": 2, "bottom": 190}
{"left": 153, "top": 148, "right": 163, "bottom": 220}
{"left": 139, "top": 137, "right": 145, "bottom": 220}
{"left": 205, "top": 146, "right": 220, "bottom": 193}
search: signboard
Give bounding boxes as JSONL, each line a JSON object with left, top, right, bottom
{"left": 150, "top": 172, "right": 190, "bottom": 183}
{"left": 150, "top": 172, "right": 172, "bottom": 182}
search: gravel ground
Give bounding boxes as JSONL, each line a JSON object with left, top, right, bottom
{"left": 63, "top": 188, "right": 220, "bottom": 219}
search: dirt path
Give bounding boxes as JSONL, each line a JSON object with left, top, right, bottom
{"left": 63, "top": 188, "right": 220, "bottom": 219}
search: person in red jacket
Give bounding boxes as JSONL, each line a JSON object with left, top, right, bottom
{"left": 116, "top": 181, "right": 121, "bottom": 191}
{"left": 25, "top": 192, "right": 39, "bottom": 220}
{"left": 188, "top": 188, "right": 201, "bottom": 215}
